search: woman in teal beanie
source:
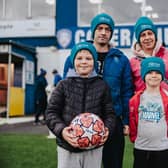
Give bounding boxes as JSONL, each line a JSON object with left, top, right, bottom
{"left": 130, "top": 16, "right": 168, "bottom": 93}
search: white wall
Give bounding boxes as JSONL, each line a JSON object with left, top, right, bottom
{"left": 36, "top": 47, "right": 70, "bottom": 86}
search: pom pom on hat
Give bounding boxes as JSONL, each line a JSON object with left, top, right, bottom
{"left": 70, "top": 42, "right": 98, "bottom": 69}
{"left": 91, "top": 13, "right": 115, "bottom": 39}
{"left": 141, "top": 57, "right": 165, "bottom": 81}
{"left": 134, "top": 16, "right": 157, "bottom": 43}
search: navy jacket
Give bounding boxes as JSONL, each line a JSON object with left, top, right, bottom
{"left": 35, "top": 75, "right": 48, "bottom": 101}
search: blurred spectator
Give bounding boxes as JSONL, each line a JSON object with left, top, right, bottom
{"left": 52, "top": 69, "right": 62, "bottom": 87}
{"left": 34, "top": 68, "right": 48, "bottom": 125}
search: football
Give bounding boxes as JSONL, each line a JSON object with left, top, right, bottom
{"left": 70, "top": 112, "right": 105, "bottom": 149}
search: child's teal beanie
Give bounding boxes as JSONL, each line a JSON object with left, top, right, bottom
{"left": 91, "top": 13, "right": 115, "bottom": 39}
{"left": 141, "top": 57, "right": 165, "bottom": 81}
{"left": 134, "top": 16, "right": 157, "bottom": 43}
{"left": 70, "top": 42, "right": 98, "bottom": 69}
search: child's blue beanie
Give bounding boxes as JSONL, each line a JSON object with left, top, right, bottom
{"left": 141, "top": 57, "right": 165, "bottom": 81}
{"left": 70, "top": 42, "right": 98, "bottom": 69}
{"left": 134, "top": 16, "right": 157, "bottom": 43}
{"left": 91, "top": 13, "right": 115, "bottom": 39}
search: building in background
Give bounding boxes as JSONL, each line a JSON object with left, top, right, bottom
{"left": 0, "top": 0, "right": 56, "bottom": 117}
{"left": 0, "top": 41, "right": 36, "bottom": 117}
{"left": 0, "top": 0, "right": 168, "bottom": 117}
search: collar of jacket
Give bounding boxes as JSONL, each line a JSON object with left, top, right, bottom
{"left": 107, "top": 47, "right": 125, "bottom": 58}
{"left": 66, "top": 69, "right": 98, "bottom": 78}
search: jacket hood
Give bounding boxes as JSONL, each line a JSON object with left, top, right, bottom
{"left": 132, "top": 41, "right": 162, "bottom": 58}
{"left": 66, "top": 69, "right": 98, "bottom": 78}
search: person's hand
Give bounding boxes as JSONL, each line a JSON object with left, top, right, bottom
{"left": 62, "top": 126, "right": 79, "bottom": 148}
{"left": 123, "top": 125, "right": 129, "bottom": 136}
{"left": 99, "top": 127, "right": 109, "bottom": 145}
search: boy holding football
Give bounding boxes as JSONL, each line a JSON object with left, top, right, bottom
{"left": 45, "top": 41, "right": 116, "bottom": 168}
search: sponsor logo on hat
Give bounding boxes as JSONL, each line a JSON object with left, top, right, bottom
{"left": 148, "top": 62, "right": 160, "bottom": 68}
{"left": 99, "top": 17, "right": 111, "bottom": 23}
{"left": 140, "top": 24, "right": 152, "bottom": 29}
{"left": 77, "top": 44, "right": 89, "bottom": 49}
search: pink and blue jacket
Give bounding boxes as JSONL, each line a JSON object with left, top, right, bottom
{"left": 130, "top": 41, "right": 168, "bottom": 93}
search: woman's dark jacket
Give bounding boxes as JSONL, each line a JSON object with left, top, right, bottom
{"left": 46, "top": 75, "right": 116, "bottom": 152}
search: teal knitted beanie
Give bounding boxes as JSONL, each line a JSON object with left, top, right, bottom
{"left": 134, "top": 16, "right": 157, "bottom": 42}
{"left": 141, "top": 57, "right": 165, "bottom": 81}
{"left": 70, "top": 42, "right": 98, "bottom": 69}
{"left": 91, "top": 13, "right": 115, "bottom": 39}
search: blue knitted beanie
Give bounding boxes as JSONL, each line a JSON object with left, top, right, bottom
{"left": 70, "top": 42, "right": 98, "bottom": 69}
{"left": 91, "top": 13, "right": 115, "bottom": 39}
{"left": 134, "top": 16, "right": 157, "bottom": 43}
{"left": 141, "top": 57, "right": 165, "bottom": 81}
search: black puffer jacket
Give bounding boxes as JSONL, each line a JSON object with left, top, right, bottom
{"left": 46, "top": 76, "right": 116, "bottom": 152}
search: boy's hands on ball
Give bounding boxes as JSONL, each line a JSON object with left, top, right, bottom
{"left": 62, "top": 126, "right": 79, "bottom": 148}
{"left": 99, "top": 127, "right": 109, "bottom": 145}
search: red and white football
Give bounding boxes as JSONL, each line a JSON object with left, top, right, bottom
{"left": 70, "top": 112, "right": 105, "bottom": 149}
